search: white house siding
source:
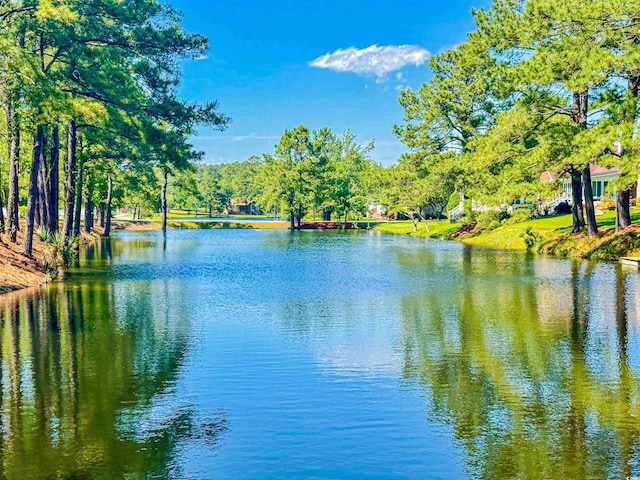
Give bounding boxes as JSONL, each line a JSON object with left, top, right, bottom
{"left": 560, "top": 172, "right": 640, "bottom": 202}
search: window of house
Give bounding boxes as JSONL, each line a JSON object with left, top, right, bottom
{"left": 592, "top": 181, "right": 602, "bottom": 198}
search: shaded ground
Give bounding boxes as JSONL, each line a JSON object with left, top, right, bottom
{"left": 0, "top": 224, "right": 109, "bottom": 294}
{"left": 0, "top": 230, "right": 49, "bottom": 294}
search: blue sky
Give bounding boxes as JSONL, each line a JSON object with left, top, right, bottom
{"left": 173, "top": 0, "right": 491, "bottom": 166}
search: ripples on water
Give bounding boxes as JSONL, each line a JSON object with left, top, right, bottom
{"left": 0, "top": 229, "right": 639, "bottom": 479}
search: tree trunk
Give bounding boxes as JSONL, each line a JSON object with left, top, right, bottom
{"left": 6, "top": 98, "right": 20, "bottom": 242}
{"left": 0, "top": 190, "right": 5, "bottom": 234}
{"left": 84, "top": 197, "right": 93, "bottom": 234}
{"left": 24, "top": 126, "right": 45, "bottom": 256}
{"left": 579, "top": 91, "right": 597, "bottom": 238}
{"left": 289, "top": 204, "right": 295, "bottom": 230}
{"left": 616, "top": 189, "right": 632, "bottom": 232}
{"left": 571, "top": 170, "right": 585, "bottom": 233}
{"left": 62, "top": 120, "right": 77, "bottom": 242}
{"left": 104, "top": 174, "right": 113, "bottom": 237}
{"left": 36, "top": 134, "right": 50, "bottom": 231}
{"left": 161, "top": 168, "right": 168, "bottom": 234}
{"left": 569, "top": 92, "right": 588, "bottom": 234}
{"left": 295, "top": 203, "right": 302, "bottom": 229}
{"left": 0, "top": 155, "right": 5, "bottom": 233}
{"left": 49, "top": 125, "right": 59, "bottom": 234}
{"left": 99, "top": 203, "right": 105, "bottom": 227}
{"left": 582, "top": 167, "right": 598, "bottom": 238}
{"left": 616, "top": 75, "right": 640, "bottom": 230}
{"left": 73, "top": 156, "right": 83, "bottom": 237}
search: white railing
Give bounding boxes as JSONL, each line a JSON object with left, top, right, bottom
{"left": 448, "top": 203, "right": 463, "bottom": 223}
{"left": 540, "top": 192, "right": 571, "bottom": 215}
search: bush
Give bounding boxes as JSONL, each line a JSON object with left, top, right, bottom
{"left": 61, "top": 236, "right": 80, "bottom": 267}
{"left": 446, "top": 192, "right": 461, "bottom": 212}
{"left": 520, "top": 227, "right": 541, "bottom": 251}
{"left": 554, "top": 201, "right": 571, "bottom": 214}
{"left": 503, "top": 207, "right": 532, "bottom": 225}
{"left": 36, "top": 225, "right": 50, "bottom": 242}
{"left": 599, "top": 197, "right": 615, "bottom": 210}
{"left": 487, "top": 220, "right": 502, "bottom": 231}
{"left": 476, "top": 210, "right": 503, "bottom": 230}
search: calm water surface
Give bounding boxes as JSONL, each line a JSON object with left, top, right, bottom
{"left": 1, "top": 230, "right": 639, "bottom": 479}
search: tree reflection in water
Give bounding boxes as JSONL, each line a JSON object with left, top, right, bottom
{"left": 0, "top": 279, "right": 227, "bottom": 479}
{"left": 400, "top": 247, "right": 640, "bottom": 479}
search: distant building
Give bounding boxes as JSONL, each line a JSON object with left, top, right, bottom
{"left": 367, "top": 202, "right": 387, "bottom": 219}
{"left": 226, "top": 200, "right": 261, "bottom": 215}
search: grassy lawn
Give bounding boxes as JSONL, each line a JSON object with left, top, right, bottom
{"left": 375, "top": 208, "right": 640, "bottom": 259}
{"left": 167, "top": 220, "right": 288, "bottom": 230}
{"left": 374, "top": 219, "right": 461, "bottom": 238}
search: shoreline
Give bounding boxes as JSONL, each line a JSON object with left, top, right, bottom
{"left": 0, "top": 220, "right": 140, "bottom": 295}
{"left": 3, "top": 214, "right": 638, "bottom": 296}
{"left": 373, "top": 213, "right": 640, "bottom": 261}
{"left": 0, "top": 227, "right": 104, "bottom": 295}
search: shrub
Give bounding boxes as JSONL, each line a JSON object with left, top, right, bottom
{"left": 446, "top": 192, "right": 461, "bottom": 211}
{"left": 476, "top": 210, "right": 503, "bottom": 230}
{"left": 520, "top": 227, "right": 540, "bottom": 251}
{"left": 599, "top": 197, "right": 615, "bottom": 210}
{"left": 36, "top": 226, "right": 50, "bottom": 242}
{"left": 60, "top": 236, "right": 80, "bottom": 267}
{"left": 503, "top": 207, "right": 532, "bottom": 225}
{"left": 487, "top": 220, "right": 502, "bottom": 231}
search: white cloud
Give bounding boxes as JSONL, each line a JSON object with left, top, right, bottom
{"left": 194, "top": 54, "right": 209, "bottom": 61}
{"left": 309, "top": 44, "right": 430, "bottom": 79}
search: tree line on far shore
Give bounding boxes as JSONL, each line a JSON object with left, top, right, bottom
{"left": 4, "top": 0, "right": 638, "bottom": 243}
{"left": 0, "top": 0, "right": 227, "bottom": 256}
{"left": 170, "top": 0, "right": 640, "bottom": 236}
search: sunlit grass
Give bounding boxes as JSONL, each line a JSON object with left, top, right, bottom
{"left": 375, "top": 208, "right": 640, "bottom": 257}
{"left": 374, "top": 219, "right": 461, "bottom": 238}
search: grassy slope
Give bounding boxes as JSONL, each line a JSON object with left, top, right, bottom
{"left": 375, "top": 209, "right": 640, "bottom": 260}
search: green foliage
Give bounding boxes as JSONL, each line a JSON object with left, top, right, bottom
{"left": 0, "top": 0, "right": 229, "bottom": 243}
{"left": 36, "top": 226, "right": 50, "bottom": 242}
{"left": 476, "top": 210, "right": 503, "bottom": 231}
{"left": 503, "top": 208, "right": 532, "bottom": 225}
{"left": 520, "top": 227, "right": 541, "bottom": 251}
{"left": 447, "top": 192, "right": 461, "bottom": 212}
{"left": 393, "top": 0, "right": 640, "bottom": 236}
{"left": 254, "top": 126, "right": 373, "bottom": 227}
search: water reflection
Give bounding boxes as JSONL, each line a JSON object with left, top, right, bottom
{"left": 400, "top": 248, "right": 640, "bottom": 479}
{"left": 2, "top": 230, "right": 640, "bottom": 479}
{"left": 0, "top": 278, "right": 227, "bottom": 479}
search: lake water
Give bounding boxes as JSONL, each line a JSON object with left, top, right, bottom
{"left": 1, "top": 230, "right": 639, "bottom": 479}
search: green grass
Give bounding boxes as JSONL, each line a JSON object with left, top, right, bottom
{"left": 167, "top": 220, "right": 288, "bottom": 230}
{"left": 374, "top": 219, "right": 461, "bottom": 238}
{"left": 375, "top": 208, "right": 640, "bottom": 259}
